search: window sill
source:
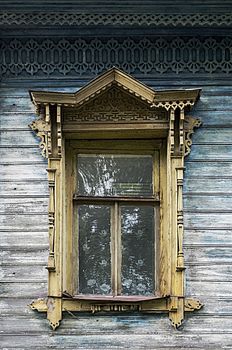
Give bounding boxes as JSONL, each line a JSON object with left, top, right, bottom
{"left": 64, "top": 294, "right": 165, "bottom": 303}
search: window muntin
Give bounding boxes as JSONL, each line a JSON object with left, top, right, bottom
{"left": 74, "top": 152, "right": 158, "bottom": 297}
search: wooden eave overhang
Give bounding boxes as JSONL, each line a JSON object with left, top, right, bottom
{"left": 29, "top": 67, "right": 201, "bottom": 110}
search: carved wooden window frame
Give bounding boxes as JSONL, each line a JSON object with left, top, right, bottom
{"left": 29, "top": 68, "right": 203, "bottom": 329}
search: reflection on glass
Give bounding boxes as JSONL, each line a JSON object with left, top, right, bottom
{"left": 121, "top": 205, "right": 154, "bottom": 295}
{"left": 77, "top": 154, "right": 153, "bottom": 197}
{"left": 78, "top": 205, "right": 111, "bottom": 295}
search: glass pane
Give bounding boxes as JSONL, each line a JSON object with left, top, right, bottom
{"left": 78, "top": 205, "right": 111, "bottom": 295}
{"left": 121, "top": 205, "right": 154, "bottom": 295}
{"left": 77, "top": 154, "right": 153, "bottom": 197}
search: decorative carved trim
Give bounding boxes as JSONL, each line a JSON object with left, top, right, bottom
{"left": 152, "top": 100, "right": 195, "bottom": 111}
{"left": 30, "top": 296, "right": 203, "bottom": 321}
{"left": 64, "top": 87, "right": 168, "bottom": 124}
{"left": 1, "top": 37, "right": 232, "bottom": 78}
{"left": 169, "top": 297, "right": 184, "bottom": 329}
{"left": 1, "top": 12, "right": 232, "bottom": 27}
{"left": 184, "top": 298, "right": 204, "bottom": 312}
{"left": 184, "top": 116, "right": 202, "bottom": 156}
{"left": 30, "top": 298, "right": 48, "bottom": 312}
{"left": 29, "top": 68, "right": 202, "bottom": 330}
{"left": 47, "top": 167, "right": 56, "bottom": 271}
{"left": 29, "top": 118, "right": 50, "bottom": 158}
{"left": 176, "top": 167, "right": 185, "bottom": 271}
{"left": 47, "top": 298, "right": 62, "bottom": 331}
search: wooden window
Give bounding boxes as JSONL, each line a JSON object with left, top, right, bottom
{"left": 67, "top": 143, "right": 160, "bottom": 300}
{"left": 29, "top": 67, "right": 203, "bottom": 330}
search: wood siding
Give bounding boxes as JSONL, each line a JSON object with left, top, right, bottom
{"left": 1, "top": 84, "right": 232, "bottom": 349}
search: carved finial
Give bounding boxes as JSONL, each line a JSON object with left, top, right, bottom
{"left": 29, "top": 298, "right": 47, "bottom": 312}
{"left": 184, "top": 298, "right": 204, "bottom": 311}
{"left": 49, "top": 321, "right": 60, "bottom": 331}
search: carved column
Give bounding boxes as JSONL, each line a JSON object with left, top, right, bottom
{"left": 29, "top": 103, "right": 63, "bottom": 330}
{"left": 47, "top": 167, "right": 56, "bottom": 271}
{"left": 168, "top": 106, "right": 185, "bottom": 328}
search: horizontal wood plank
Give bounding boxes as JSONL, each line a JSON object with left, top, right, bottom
{"left": 0, "top": 113, "right": 36, "bottom": 130}
{"left": 185, "top": 161, "right": 232, "bottom": 177}
{"left": 0, "top": 97, "right": 35, "bottom": 113}
{"left": 186, "top": 280, "right": 232, "bottom": 298}
{"left": 0, "top": 213, "right": 48, "bottom": 230}
{"left": 0, "top": 282, "right": 47, "bottom": 298}
{"left": 0, "top": 147, "right": 44, "bottom": 162}
{"left": 1, "top": 314, "right": 232, "bottom": 335}
{"left": 190, "top": 144, "right": 232, "bottom": 160}
{"left": 0, "top": 130, "right": 40, "bottom": 146}
{"left": 0, "top": 265, "right": 47, "bottom": 282}
{"left": 0, "top": 332, "right": 232, "bottom": 349}
{"left": 183, "top": 177, "right": 232, "bottom": 193}
{"left": 0, "top": 197, "right": 48, "bottom": 214}
{"left": 184, "top": 246, "right": 232, "bottom": 264}
{"left": 185, "top": 264, "right": 232, "bottom": 282}
{"left": 184, "top": 212, "right": 232, "bottom": 229}
{"left": 189, "top": 128, "right": 232, "bottom": 144}
{"left": 0, "top": 248, "right": 48, "bottom": 265}
{"left": 193, "top": 110, "right": 232, "bottom": 127}
{"left": 184, "top": 229, "right": 232, "bottom": 245}
{"left": 1, "top": 230, "right": 48, "bottom": 246}
{"left": 0, "top": 164, "right": 47, "bottom": 180}
{"left": 183, "top": 194, "right": 232, "bottom": 210}
{"left": 0, "top": 180, "right": 48, "bottom": 196}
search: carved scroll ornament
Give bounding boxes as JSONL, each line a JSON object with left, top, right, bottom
{"left": 184, "top": 116, "right": 202, "bottom": 156}
{"left": 30, "top": 118, "right": 50, "bottom": 158}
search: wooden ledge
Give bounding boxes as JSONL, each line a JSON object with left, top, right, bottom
{"left": 65, "top": 294, "right": 166, "bottom": 303}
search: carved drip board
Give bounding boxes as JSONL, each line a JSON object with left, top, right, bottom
{"left": 29, "top": 67, "right": 203, "bottom": 330}
{"left": 1, "top": 37, "right": 232, "bottom": 78}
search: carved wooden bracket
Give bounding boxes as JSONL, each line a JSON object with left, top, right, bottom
{"left": 29, "top": 67, "right": 202, "bottom": 329}
{"left": 184, "top": 116, "right": 202, "bottom": 156}
{"left": 30, "top": 118, "right": 50, "bottom": 158}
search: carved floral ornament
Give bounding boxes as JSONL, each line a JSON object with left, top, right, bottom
{"left": 29, "top": 67, "right": 203, "bottom": 330}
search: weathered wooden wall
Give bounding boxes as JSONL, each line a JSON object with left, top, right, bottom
{"left": 1, "top": 0, "right": 232, "bottom": 347}
{"left": 1, "top": 80, "right": 232, "bottom": 348}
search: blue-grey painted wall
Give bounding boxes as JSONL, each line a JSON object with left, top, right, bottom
{"left": 1, "top": 82, "right": 232, "bottom": 349}
{"left": 1, "top": 2, "right": 232, "bottom": 348}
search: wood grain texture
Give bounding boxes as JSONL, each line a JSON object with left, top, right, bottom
{"left": 184, "top": 178, "right": 232, "bottom": 193}
{"left": 1, "top": 83, "right": 232, "bottom": 348}
{"left": 184, "top": 229, "right": 232, "bottom": 245}
{"left": 0, "top": 197, "right": 48, "bottom": 214}
{"left": 1, "top": 332, "right": 232, "bottom": 350}
{"left": 0, "top": 180, "right": 49, "bottom": 196}
{"left": 184, "top": 194, "right": 232, "bottom": 210}
{"left": 0, "top": 147, "right": 45, "bottom": 162}
{"left": 0, "top": 164, "right": 47, "bottom": 180}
